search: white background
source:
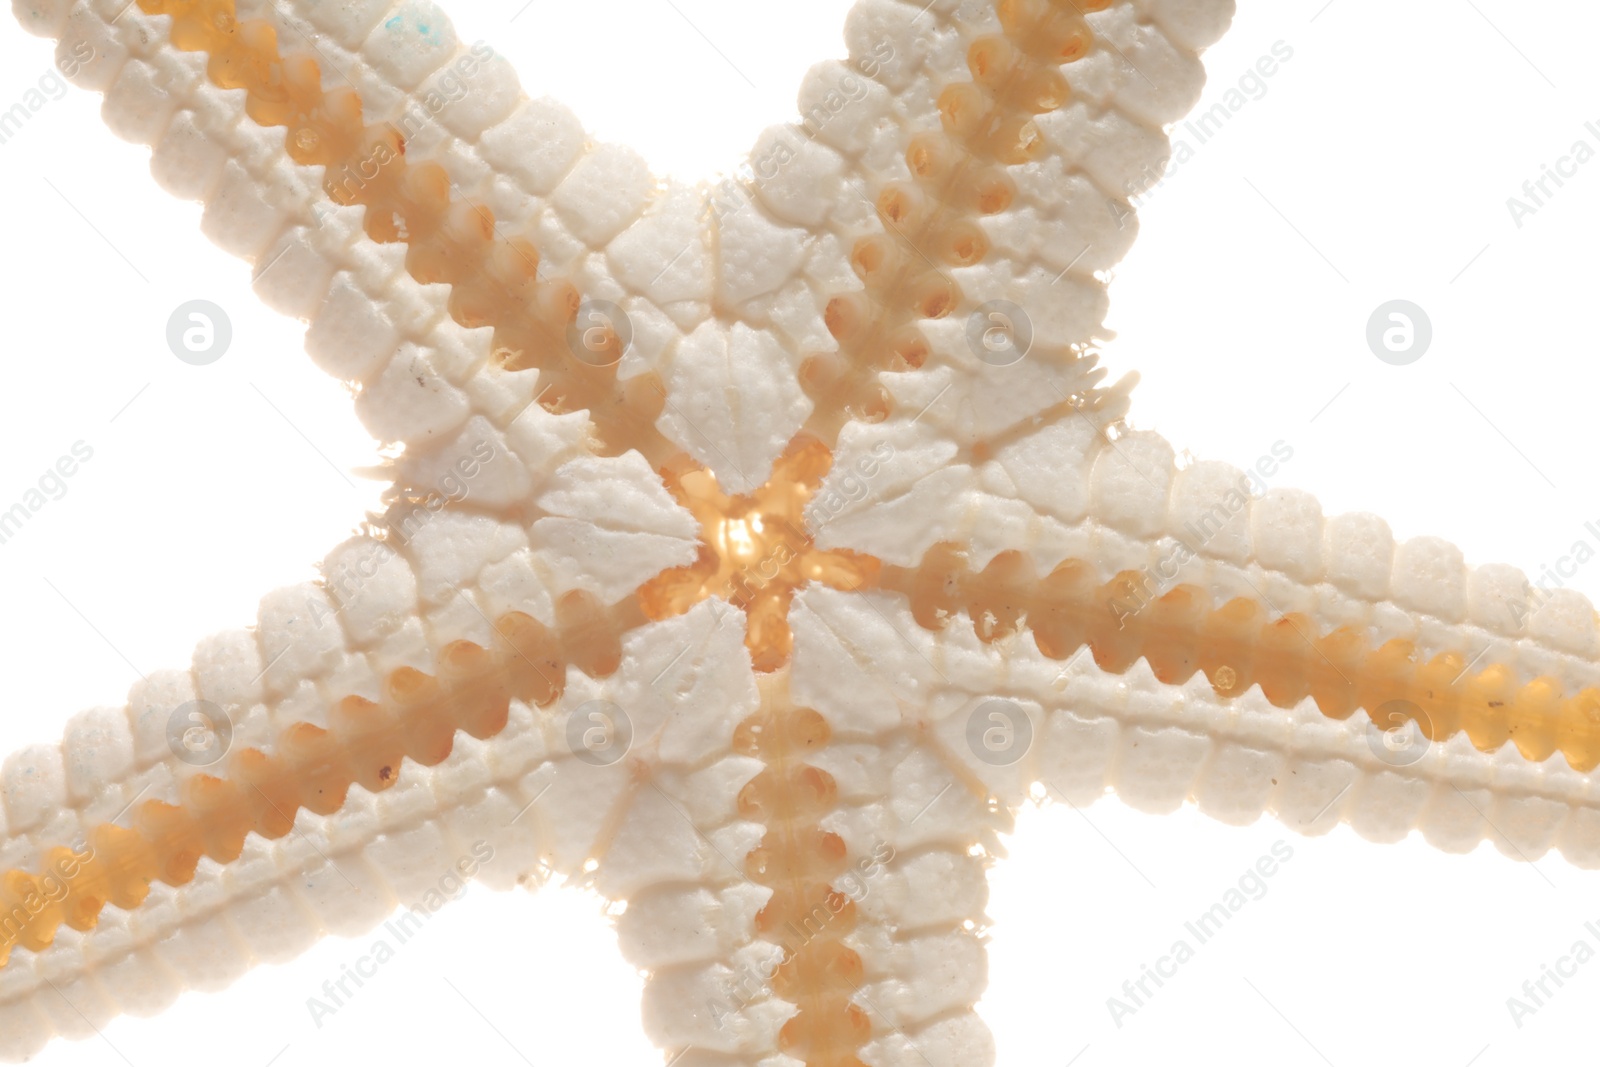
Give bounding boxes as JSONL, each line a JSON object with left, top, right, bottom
{"left": 3, "top": 0, "right": 1600, "bottom": 1064}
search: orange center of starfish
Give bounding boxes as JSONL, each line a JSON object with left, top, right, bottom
{"left": 638, "top": 438, "right": 881, "bottom": 672}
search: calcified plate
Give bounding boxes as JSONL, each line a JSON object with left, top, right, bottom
{"left": 2, "top": 1, "right": 1598, "bottom": 1065}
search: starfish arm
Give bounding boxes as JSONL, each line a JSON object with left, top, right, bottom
{"left": 607, "top": 649, "right": 1004, "bottom": 1066}
{"left": 807, "top": 702, "right": 1004, "bottom": 1067}
{"left": 0, "top": 507, "right": 618, "bottom": 1056}
{"left": 29, "top": 0, "right": 502, "bottom": 454}
{"left": 791, "top": 546, "right": 1600, "bottom": 864}
{"left": 598, "top": 0, "right": 1236, "bottom": 494}
{"left": 32, "top": 0, "right": 717, "bottom": 479}
{"left": 809, "top": 411, "right": 1600, "bottom": 725}
{"left": 261, "top": 0, "right": 728, "bottom": 461}
{"left": 768, "top": 586, "right": 1025, "bottom": 1065}
{"left": 725, "top": 0, "right": 1235, "bottom": 462}
{"left": 0, "top": 524, "right": 761, "bottom": 1057}
{"left": 0, "top": 708, "right": 555, "bottom": 1059}
{"left": 785, "top": 562, "right": 1600, "bottom": 1065}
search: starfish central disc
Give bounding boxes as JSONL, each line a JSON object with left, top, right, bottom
{"left": 639, "top": 437, "right": 881, "bottom": 671}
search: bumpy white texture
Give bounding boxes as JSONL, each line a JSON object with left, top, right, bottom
{"left": 658, "top": 321, "right": 814, "bottom": 495}
{"left": 270, "top": 0, "right": 830, "bottom": 493}
{"left": 816, "top": 405, "right": 1600, "bottom": 699}
{"left": 0, "top": 0, "right": 685, "bottom": 1011}
{"left": 530, "top": 452, "right": 701, "bottom": 602}
{"left": 68, "top": 0, "right": 699, "bottom": 557}
{"left": 72, "top": 0, "right": 458, "bottom": 425}
{"left": 245, "top": 0, "right": 1215, "bottom": 500}
{"left": 55, "top": 10, "right": 445, "bottom": 486}
{"left": 270, "top": 0, "right": 848, "bottom": 497}
{"left": 257, "top": 0, "right": 745, "bottom": 478}
{"left": 0, "top": 597, "right": 764, "bottom": 1061}
{"left": 0, "top": 723, "right": 542, "bottom": 1059}
{"left": 13, "top": 0, "right": 1600, "bottom": 1064}
{"left": 790, "top": 584, "right": 1600, "bottom": 867}
{"left": 782, "top": 0, "right": 1160, "bottom": 449}
{"left": 818, "top": 718, "right": 1005, "bottom": 1065}
{"left": 0, "top": 0, "right": 534, "bottom": 939}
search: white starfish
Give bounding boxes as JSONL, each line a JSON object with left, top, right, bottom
{"left": 1, "top": 1, "right": 1596, "bottom": 1065}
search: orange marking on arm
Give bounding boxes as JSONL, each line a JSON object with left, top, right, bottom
{"left": 882, "top": 546, "right": 1600, "bottom": 774}
{"left": 0, "top": 604, "right": 640, "bottom": 969}
{"left": 802, "top": 0, "right": 1111, "bottom": 449}
{"left": 137, "top": 0, "right": 683, "bottom": 465}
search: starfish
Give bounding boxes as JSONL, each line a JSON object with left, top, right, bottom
{"left": 1, "top": 0, "right": 1595, "bottom": 1063}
